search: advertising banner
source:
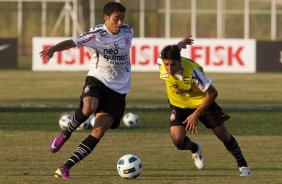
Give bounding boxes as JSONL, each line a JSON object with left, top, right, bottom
{"left": 32, "top": 37, "right": 90, "bottom": 71}
{"left": 33, "top": 37, "right": 256, "bottom": 73}
{"left": 0, "top": 38, "right": 17, "bottom": 69}
{"left": 256, "top": 41, "right": 282, "bottom": 72}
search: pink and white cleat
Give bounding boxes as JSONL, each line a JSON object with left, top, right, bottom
{"left": 49, "top": 133, "right": 69, "bottom": 153}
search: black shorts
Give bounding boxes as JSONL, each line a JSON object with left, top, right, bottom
{"left": 79, "top": 76, "right": 126, "bottom": 129}
{"left": 169, "top": 102, "right": 230, "bottom": 129}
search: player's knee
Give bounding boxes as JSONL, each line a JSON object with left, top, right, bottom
{"left": 82, "top": 108, "right": 94, "bottom": 117}
{"left": 171, "top": 136, "right": 184, "bottom": 148}
{"left": 81, "top": 103, "right": 96, "bottom": 116}
{"left": 91, "top": 127, "right": 106, "bottom": 139}
{"left": 82, "top": 97, "right": 98, "bottom": 116}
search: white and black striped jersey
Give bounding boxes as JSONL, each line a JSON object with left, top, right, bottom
{"left": 72, "top": 24, "right": 134, "bottom": 94}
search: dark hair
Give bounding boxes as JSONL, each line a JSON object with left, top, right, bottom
{"left": 161, "top": 45, "right": 181, "bottom": 62}
{"left": 103, "top": 1, "right": 126, "bottom": 16}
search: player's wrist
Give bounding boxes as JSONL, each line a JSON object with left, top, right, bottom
{"left": 193, "top": 110, "right": 201, "bottom": 118}
{"left": 49, "top": 46, "right": 55, "bottom": 53}
{"left": 176, "top": 41, "right": 184, "bottom": 50}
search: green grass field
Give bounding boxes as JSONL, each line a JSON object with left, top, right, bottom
{"left": 0, "top": 68, "right": 282, "bottom": 183}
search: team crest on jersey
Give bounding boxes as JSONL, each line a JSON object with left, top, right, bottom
{"left": 170, "top": 110, "right": 176, "bottom": 122}
{"left": 84, "top": 85, "right": 91, "bottom": 93}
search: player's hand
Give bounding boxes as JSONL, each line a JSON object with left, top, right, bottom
{"left": 177, "top": 35, "right": 194, "bottom": 49}
{"left": 39, "top": 47, "right": 55, "bottom": 61}
{"left": 182, "top": 114, "right": 199, "bottom": 134}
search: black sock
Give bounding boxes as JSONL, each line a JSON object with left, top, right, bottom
{"left": 224, "top": 135, "right": 248, "bottom": 167}
{"left": 177, "top": 136, "right": 198, "bottom": 153}
{"left": 63, "top": 108, "right": 89, "bottom": 137}
{"left": 64, "top": 135, "right": 100, "bottom": 169}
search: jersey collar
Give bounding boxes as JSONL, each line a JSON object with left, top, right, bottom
{"left": 103, "top": 24, "right": 119, "bottom": 37}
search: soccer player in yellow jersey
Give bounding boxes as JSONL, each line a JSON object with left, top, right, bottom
{"left": 157, "top": 36, "right": 251, "bottom": 176}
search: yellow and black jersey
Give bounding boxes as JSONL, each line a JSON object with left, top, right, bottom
{"left": 159, "top": 57, "right": 212, "bottom": 109}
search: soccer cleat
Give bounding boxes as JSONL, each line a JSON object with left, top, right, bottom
{"left": 54, "top": 166, "right": 70, "bottom": 179}
{"left": 239, "top": 166, "right": 251, "bottom": 176}
{"left": 191, "top": 143, "right": 205, "bottom": 170}
{"left": 49, "top": 133, "right": 69, "bottom": 153}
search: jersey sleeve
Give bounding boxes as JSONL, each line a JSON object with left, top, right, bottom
{"left": 72, "top": 29, "right": 98, "bottom": 48}
{"left": 192, "top": 67, "right": 212, "bottom": 92}
{"left": 121, "top": 24, "right": 134, "bottom": 38}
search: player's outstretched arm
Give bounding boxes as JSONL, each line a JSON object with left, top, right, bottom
{"left": 177, "top": 35, "right": 194, "bottom": 50}
{"left": 39, "top": 39, "right": 76, "bottom": 61}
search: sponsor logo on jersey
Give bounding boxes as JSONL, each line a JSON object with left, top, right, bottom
{"left": 103, "top": 48, "right": 128, "bottom": 64}
{"left": 77, "top": 35, "right": 95, "bottom": 45}
{"left": 169, "top": 85, "right": 192, "bottom": 94}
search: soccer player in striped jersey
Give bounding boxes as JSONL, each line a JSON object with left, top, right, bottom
{"left": 40, "top": 1, "right": 133, "bottom": 179}
{"left": 157, "top": 36, "right": 251, "bottom": 176}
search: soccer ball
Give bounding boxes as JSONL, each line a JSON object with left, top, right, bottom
{"left": 58, "top": 114, "right": 73, "bottom": 130}
{"left": 117, "top": 154, "right": 142, "bottom": 179}
{"left": 59, "top": 113, "right": 91, "bottom": 130}
{"left": 122, "top": 112, "right": 139, "bottom": 127}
